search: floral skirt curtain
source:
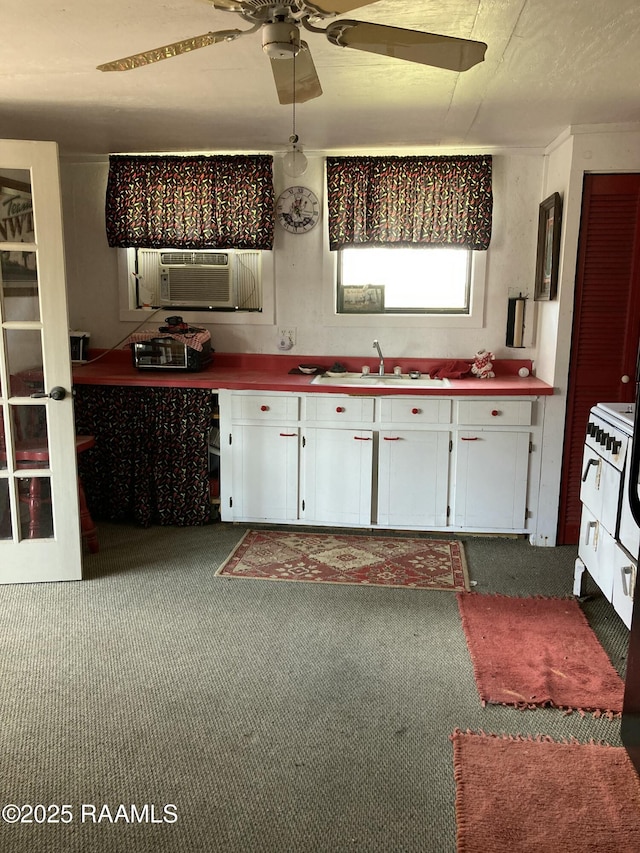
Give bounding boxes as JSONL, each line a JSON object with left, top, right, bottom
{"left": 74, "top": 385, "right": 212, "bottom": 527}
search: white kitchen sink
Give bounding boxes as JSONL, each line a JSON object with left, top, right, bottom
{"left": 310, "top": 372, "right": 451, "bottom": 389}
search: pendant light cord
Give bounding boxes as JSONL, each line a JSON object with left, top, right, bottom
{"left": 291, "top": 49, "right": 297, "bottom": 144}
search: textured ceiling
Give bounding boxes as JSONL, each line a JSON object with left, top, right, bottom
{"left": 2, "top": 0, "right": 639, "bottom": 155}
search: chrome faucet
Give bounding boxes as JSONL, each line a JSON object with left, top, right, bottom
{"left": 373, "top": 339, "right": 384, "bottom": 375}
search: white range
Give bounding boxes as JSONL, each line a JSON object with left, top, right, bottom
{"left": 574, "top": 402, "right": 638, "bottom": 628}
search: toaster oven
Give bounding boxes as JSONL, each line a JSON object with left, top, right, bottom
{"left": 132, "top": 337, "right": 213, "bottom": 371}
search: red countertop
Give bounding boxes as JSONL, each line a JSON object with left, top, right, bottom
{"left": 72, "top": 351, "right": 554, "bottom": 396}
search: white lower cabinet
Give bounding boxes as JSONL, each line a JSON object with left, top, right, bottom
{"left": 301, "top": 427, "right": 374, "bottom": 526}
{"left": 220, "top": 390, "right": 539, "bottom": 535}
{"left": 227, "top": 423, "right": 300, "bottom": 522}
{"left": 377, "top": 429, "right": 450, "bottom": 528}
{"left": 452, "top": 429, "right": 530, "bottom": 530}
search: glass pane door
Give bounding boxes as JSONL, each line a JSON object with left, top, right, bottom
{"left": 0, "top": 140, "right": 82, "bottom": 581}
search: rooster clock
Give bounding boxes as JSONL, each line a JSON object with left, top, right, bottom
{"left": 276, "top": 186, "right": 320, "bottom": 234}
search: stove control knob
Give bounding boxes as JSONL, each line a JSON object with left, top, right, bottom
{"left": 613, "top": 439, "right": 622, "bottom": 454}
{"left": 587, "top": 422, "right": 596, "bottom": 436}
{"left": 599, "top": 431, "right": 609, "bottom": 446}
{"left": 595, "top": 428, "right": 604, "bottom": 442}
{"left": 606, "top": 435, "right": 614, "bottom": 450}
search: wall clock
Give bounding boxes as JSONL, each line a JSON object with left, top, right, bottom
{"left": 276, "top": 186, "right": 320, "bottom": 234}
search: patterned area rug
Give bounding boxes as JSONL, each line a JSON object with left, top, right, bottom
{"left": 452, "top": 729, "right": 640, "bottom": 853}
{"left": 216, "top": 530, "right": 470, "bottom": 590}
{"left": 457, "top": 593, "right": 624, "bottom": 716}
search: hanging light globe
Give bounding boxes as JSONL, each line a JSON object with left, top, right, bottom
{"left": 283, "top": 134, "right": 308, "bottom": 177}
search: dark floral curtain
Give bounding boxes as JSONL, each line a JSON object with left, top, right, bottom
{"left": 326, "top": 155, "right": 492, "bottom": 251}
{"left": 105, "top": 154, "right": 274, "bottom": 250}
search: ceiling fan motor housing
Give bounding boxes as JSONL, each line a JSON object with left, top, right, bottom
{"left": 262, "top": 21, "right": 301, "bottom": 58}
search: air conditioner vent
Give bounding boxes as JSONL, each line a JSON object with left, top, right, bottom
{"left": 159, "top": 251, "right": 228, "bottom": 267}
{"left": 164, "top": 268, "right": 231, "bottom": 302}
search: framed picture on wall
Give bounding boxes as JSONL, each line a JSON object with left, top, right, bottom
{"left": 534, "top": 192, "right": 562, "bottom": 300}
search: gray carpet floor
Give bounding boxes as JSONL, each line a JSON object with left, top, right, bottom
{"left": 0, "top": 523, "right": 630, "bottom": 853}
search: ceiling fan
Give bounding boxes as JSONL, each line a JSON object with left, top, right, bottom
{"left": 97, "top": 0, "right": 487, "bottom": 105}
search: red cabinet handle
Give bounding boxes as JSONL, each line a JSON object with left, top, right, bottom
{"left": 411, "top": 408, "right": 421, "bottom": 415}
{"left": 336, "top": 406, "right": 345, "bottom": 413}
{"left": 353, "top": 436, "right": 372, "bottom": 441}
{"left": 279, "top": 432, "right": 296, "bottom": 437}
{"left": 383, "top": 436, "right": 400, "bottom": 441}
{"left": 260, "top": 405, "right": 269, "bottom": 411}
{"left": 491, "top": 409, "right": 499, "bottom": 416}
{"left": 461, "top": 436, "right": 478, "bottom": 441}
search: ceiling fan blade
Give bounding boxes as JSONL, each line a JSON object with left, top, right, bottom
{"left": 97, "top": 29, "right": 244, "bottom": 72}
{"left": 325, "top": 20, "right": 487, "bottom": 72}
{"left": 210, "top": 0, "right": 248, "bottom": 9}
{"left": 270, "top": 42, "right": 323, "bottom": 105}
{"left": 307, "top": 0, "right": 381, "bottom": 12}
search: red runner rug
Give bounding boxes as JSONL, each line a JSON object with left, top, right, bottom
{"left": 457, "top": 593, "right": 624, "bottom": 715}
{"left": 217, "top": 530, "right": 469, "bottom": 590}
{"left": 452, "top": 729, "right": 640, "bottom": 853}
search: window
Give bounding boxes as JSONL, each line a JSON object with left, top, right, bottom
{"left": 117, "top": 247, "right": 275, "bottom": 325}
{"left": 337, "top": 246, "right": 471, "bottom": 315}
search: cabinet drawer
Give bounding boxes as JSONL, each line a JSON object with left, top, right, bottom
{"left": 457, "top": 400, "right": 532, "bottom": 426}
{"left": 231, "top": 394, "right": 299, "bottom": 421}
{"left": 378, "top": 397, "right": 451, "bottom": 424}
{"left": 305, "top": 396, "right": 374, "bottom": 423}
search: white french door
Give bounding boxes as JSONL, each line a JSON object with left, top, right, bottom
{"left": 0, "top": 139, "right": 82, "bottom": 582}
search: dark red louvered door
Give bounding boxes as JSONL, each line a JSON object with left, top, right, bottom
{"left": 557, "top": 173, "right": 640, "bottom": 545}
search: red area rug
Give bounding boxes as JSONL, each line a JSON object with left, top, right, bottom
{"left": 457, "top": 593, "right": 624, "bottom": 716}
{"left": 217, "top": 530, "right": 470, "bottom": 590}
{"left": 452, "top": 729, "right": 640, "bottom": 853}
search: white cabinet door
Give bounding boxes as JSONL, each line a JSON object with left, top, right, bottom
{"left": 453, "top": 430, "right": 530, "bottom": 530}
{"left": 377, "top": 430, "right": 450, "bottom": 528}
{"left": 302, "top": 428, "right": 373, "bottom": 526}
{"left": 228, "top": 424, "right": 299, "bottom": 522}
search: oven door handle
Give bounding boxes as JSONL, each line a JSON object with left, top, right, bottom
{"left": 582, "top": 458, "right": 599, "bottom": 482}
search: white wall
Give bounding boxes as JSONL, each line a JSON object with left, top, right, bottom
{"left": 60, "top": 151, "right": 545, "bottom": 361}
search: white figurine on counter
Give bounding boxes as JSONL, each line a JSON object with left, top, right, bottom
{"left": 471, "top": 349, "right": 495, "bottom": 379}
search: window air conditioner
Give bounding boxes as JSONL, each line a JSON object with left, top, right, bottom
{"left": 159, "top": 250, "right": 234, "bottom": 308}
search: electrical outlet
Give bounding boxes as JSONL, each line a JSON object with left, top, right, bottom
{"left": 277, "top": 327, "right": 296, "bottom": 351}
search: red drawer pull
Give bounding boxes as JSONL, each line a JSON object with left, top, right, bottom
{"left": 461, "top": 436, "right": 478, "bottom": 441}
{"left": 260, "top": 405, "right": 269, "bottom": 412}
{"left": 491, "top": 409, "right": 499, "bottom": 416}
{"left": 336, "top": 406, "right": 345, "bottom": 413}
{"left": 279, "top": 432, "right": 297, "bottom": 437}
{"left": 383, "top": 436, "right": 400, "bottom": 441}
{"left": 411, "top": 408, "right": 421, "bottom": 415}
{"left": 353, "top": 436, "right": 372, "bottom": 441}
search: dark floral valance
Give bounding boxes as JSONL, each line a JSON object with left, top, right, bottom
{"left": 326, "top": 154, "right": 492, "bottom": 251}
{"left": 105, "top": 154, "right": 274, "bottom": 250}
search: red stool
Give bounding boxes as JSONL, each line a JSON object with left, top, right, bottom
{"left": 10, "top": 434, "right": 99, "bottom": 553}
